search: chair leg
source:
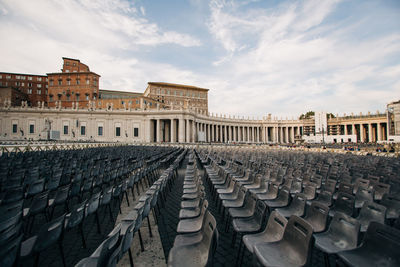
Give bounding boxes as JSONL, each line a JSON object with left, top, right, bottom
{"left": 138, "top": 229, "right": 145, "bottom": 252}
{"left": 33, "top": 253, "right": 40, "bottom": 267}
{"left": 95, "top": 212, "right": 102, "bottom": 234}
{"left": 80, "top": 223, "right": 87, "bottom": 248}
{"left": 131, "top": 187, "right": 136, "bottom": 200}
{"left": 58, "top": 241, "right": 66, "bottom": 267}
{"left": 147, "top": 216, "right": 153, "bottom": 237}
{"left": 108, "top": 204, "right": 114, "bottom": 224}
{"left": 125, "top": 191, "right": 130, "bottom": 206}
{"left": 128, "top": 248, "right": 134, "bottom": 267}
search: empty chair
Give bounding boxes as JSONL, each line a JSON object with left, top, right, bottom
{"left": 303, "top": 185, "right": 316, "bottom": 201}
{"left": 177, "top": 199, "right": 208, "bottom": 234}
{"left": 380, "top": 194, "right": 400, "bottom": 219}
{"left": 85, "top": 192, "right": 102, "bottom": 235}
{"left": 231, "top": 200, "right": 267, "bottom": 250}
{"left": 329, "top": 192, "right": 355, "bottom": 217}
{"left": 290, "top": 180, "right": 302, "bottom": 195}
{"left": 264, "top": 186, "right": 291, "bottom": 211}
{"left": 23, "top": 190, "right": 49, "bottom": 234}
{"left": 256, "top": 183, "right": 279, "bottom": 201}
{"left": 253, "top": 215, "right": 314, "bottom": 267}
{"left": 356, "top": 201, "right": 386, "bottom": 232}
{"left": 25, "top": 179, "right": 45, "bottom": 198}
{"left": 333, "top": 182, "right": 354, "bottom": 200}
{"left": 64, "top": 200, "right": 88, "bottom": 248}
{"left": 75, "top": 224, "right": 122, "bottom": 267}
{"left": 168, "top": 210, "right": 218, "bottom": 267}
{"left": 20, "top": 214, "right": 66, "bottom": 267}
{"left": 276, "top": 193, "right": 306, "bottom": 218}
{"left": 353, "top": 178, "right": 370, "bottom": 194}
{"left": 354, "top": 187, "right": 374, "bottom": 209}
{"left": 373, "top": 182, "right": 390, "bottom": 201}
{"left": 314, "top": 212, "right": 360, "bottom": 255}
{"left": 337, "top": 222, "right": 400, "bottom": 267}
{"left": 119, "top": 220, "right": 136, "bottom": 267}
{"left": 313, "top": 190, "right": 333, "bottom": 207}
{"left": 303, "top": 201, "right": 329, "bottom": 233}
{"left": 0, "top": 234, "right": 23, "bottom": 267}
{"left": 240, "top": 211, "right": 287, "bottom": 264}
{"left": 179, "top": 199, "right": 207, "bottom": 219}
{"left": 48, "top": 184, "right": 70, "bottom": 219}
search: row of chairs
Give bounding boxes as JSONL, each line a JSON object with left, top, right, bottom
{"left": 74, "top": 148, "right": 186, "bottom": 267}
{"left": 0, "top": 146, "right": 181, "bottom": 267}
{"left": 168, "top": 151, "right": 219, "bottom": 267}
{"left": 200, "top": 147, "right": 400, "bottom": 266}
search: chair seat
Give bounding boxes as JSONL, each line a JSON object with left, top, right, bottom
{"left": 74, "top": 256, "right": 99, "bottom": 267}
{"left": 314, "top": 234, "right": 354, "bottom": 254}
{"left": 338, "top": 249, "right": 399, "bottom": 267}
{"left": 20, "top": 236, "right": 37, "bottom": 258}
{"left": 181, "top": 199, "right": 201, "bottom": 209}
{"left": 177, "top": 216, "right": 203, "bottom": 234}
{"left": 232, "top": 217, "right": 262, "bottom": 233}
{"left": 254, "top": 241, "right": 304, "bottom": 267}
{"left": 179, "top": 208, "right": 201, "bottom": 219}
{"left": 229, "top": 207, "right": 253, "bottom": 218}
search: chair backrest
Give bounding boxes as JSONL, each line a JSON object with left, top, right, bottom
{"left": 34, "top": 214, "right": 66, "bottom": 252}
{"left": 276, "top": 186, "right": 290, "bottom": 201}
{"left": 120, "top": 220, "right": 136, "bottom": 254}
{"left": 101, "top": 186, "right": 113, "bottom": 205}
{"left": 358, "top": 201, "right": 386, "bottom": 225}
{"left": 361, "top": 222, "right": 400, "bottom": 259}
{"left": 264, "top": 211, "right": 287, "bottom": 242}
{"left": 330, "top": 212, "right": 360, "bottom": 248}
{"left": 291, "top": 193, "right": 307, "bottom": 209}
{"left": 94, "top": 224, "right": 121, "bottom": 267}
{"left": 373, "top": 183, "right": 390, "bottom": 201}
{"left": 253, "top": 200, "right": 267, "bottom": 225}
{"left": 86, "top": 192, "right": 101, "bottom": 216}
{"left": 66, "top": 200, "right": 87, "bottom": 229}
{"left": 334, "top": 192, "right": 355, "bottom": 216}
{"left": 201, "top": 210, "right": 219, "bottom": 265}
{"left": 281, "top": 216, "right": 314, "bottom": 266}
{"left": 337, "top": 182, "right": 354, "bottom": 195}
{"left": 304, "top": 201, "right": 329, "bottom": 232}
{"left": 0, "top": 233, "right": 23, "bottom": 267}
{"left": 30, "top": 190, "right": 49, "bottom": 213}
{"left": 354, "top": 178, "right": 370, "bottom": 194}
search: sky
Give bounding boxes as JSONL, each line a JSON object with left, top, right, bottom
{"left": 0, "top": 0, "right": 399, "bottom": 118}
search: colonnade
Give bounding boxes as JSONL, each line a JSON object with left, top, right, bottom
{"left": 341, "top": 122, "right": 388, "bottom": 142}
{"left": 151, "top": 118, "right": 302, "bottom": 144}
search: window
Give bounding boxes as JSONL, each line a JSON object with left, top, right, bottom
{"left": 80, "top": 126, "right": 86, "bottom": 135}
{"left": 86, "top": 95, "right": 89, "bottom": 100}
{"left": 12, "top": 124, "right": 17, "bottom": 133}
{"left": 29, "top": 124, "right": 34, "bottom": 134}
{"left": 76, "top": 95, "right": 79, "bottom": 101}
{"left": 21, "top": 76, "right": 26, "bottom": 80}
{"left": 28, "top": 83, "right": 32, "bottom": 87}
{"left": 37, "top": 84, "right": 42, "bottom": 88}
{"left": 27, "top": 88, "right": 32, "bottom": 94}
{"left": 37, "top": 89, "right": 41, "bottom": 95}
{"left": 50, "top": 80, "right": 54, "bottom": 86}
{"left": 28, "top": 76, "right": 32, "bottom": 81}
{"left": 134, "top": 127, "right": 139, "bottom": 137}
{"left": 86, "top": 79, "right": 90, "bottom": 85}
{"left": 93, "top": 80, "right": 97, "bottom": 86}
{"left": 65, "top": 70, "right": 70, "bottom": 73}
{"left": 116, "top": 127, "right": 121, "bottom": 137}
{"left": 0, "top": 75, "right": 2, "bottom": 79}
{"left": 76, "top": 79, "right": 80, "bottom": 85}
{"left": 46, "top": 89, "right": 48, "bottom": 95}
{"left": 16, "top": 75, "right": 20, "bottom": 79}
{"left": 64, "top": 125, "right": 68, "bottom": 135}
{"left": 98, "top": 126, "right": 103, "bottom": 136}
{"left": 49, "top": 95, "right": 53, "bottom": 101}
{"left": 21, "top": 82, "right": 24, "bottom": 86}
{"left": 67, "top": 80, "right": 70, "bottom": 86}
{"left": 6, "top": 75, "right": 11, "bottom": 79}
{"left": 66, "top": 95, "right": 70, "bottom": 101}
{"left": 37, "top": 77, "right": 42, "bottom": 82}
{"left": 58, "top": 80, "right": 62, "bottom": 85}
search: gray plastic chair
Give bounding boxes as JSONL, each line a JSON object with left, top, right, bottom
{"left": 264, "top": 186, "right": 291, "bottom": 210}
{"left": 253, "top": 215, "right": 314, "bottom": 267}
{"left": 354, "top": 187, "right": 374, "bottom": 209}
{"left": 64, "top": 199, "right": 88, "bottom": 248}
{"left": 337, "top": 222, "right": 400, "bottom": 267}
{"left": 168, "top": 210, "right": 218, "bottom": 267}
{"left": 314, "top": 211, "right": 360, "bottom": 264}
{"left": 256, "top": 182, "right": 279, "bottom": 201}
{"left": 276, "top": 193, "right": 306, "bottom": 218}
{"left": 0, "top": 233, "right": 23, "bottom": 267}
{"left": 20, "top": 214, "right": 66, "bottom": 267}
{"left": 356, "top": 201, "right": 386, "bottom": 232}
{"left": 119, "top": 220, "right": 136, "bottom": 267}
{"left": 313, "top": 190, "right": 333, "bottom": 207}
{"left": 373, "top": 182, "right": 390, "bottom": 201}
{"left": 177, "top": 199, "right": 207, "bottom": 234}
{"left": 329, "top": 192, "right": 354, "bottom": 217}
{"left": 303, "top": 201, "right": 329, "bottom": 233}
{"left": 241, "top": 211, "right": 287, "bottom": 263}
{"left": 380, "top": 193, "right": 400, "bottom": 219}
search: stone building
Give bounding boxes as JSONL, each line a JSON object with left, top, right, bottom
{"left": 0, "top": 72, "right": 48, "bottom": 106}
{"left": 47, "top": 57, "right": 100, "bottom": 108}
{"left": 143, "top": 82, "right": 209, "bottom": 113}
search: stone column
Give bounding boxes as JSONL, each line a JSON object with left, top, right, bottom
{"left": 368, "top": 123, "right": 373, "bottom": 142}
{"left": 285, "top": 127, "right": 289, "bottom": 143}
{"left": 192, "top": 121, "right": 196, "bottom": 142}
{"left": 233, "top": 126, "right": 237, "bottom": 142}
{"left": 360, "top": 124, "right": 365, "bottom": 142}
{"left": 224, "top": 125, "right": 227, "bottom": 143}
{"left": 156, "top": 119, "right": 161, "bottom": 142}
{"left": 171, "top": 119, "right": 175, "bottom": 143}
{"left": 246, "top": 127, "right": 250, "bottom": 142}
{"left": 344, "top": 124, "right": 348, "bottom": 135}
{"left": 279, "top": 127, "right": 283, "bottom": 143}
{"left": 186, "top": 119, "right": 190, "bottom": 142}
{"left": 291, "top": 127, "right": 295, "bottom": 143}
{"left": 179, "top": 119, "right": 184, "bottom": 143}
{"left": 266, "top": 127, "right": 269, "bottom": 142}
{"left": 377, "top": 123, "right": 382, "bottom": 141}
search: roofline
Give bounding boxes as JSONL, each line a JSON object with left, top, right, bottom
{"left": 46, "top": 71, "right": 101, "bottom": 77}
{"left": 0, "top": 72, "right": 47, "bottom": 77}
{"left": 99, "top": 89, "right": 142, "bottom": 95}
{"left": 147, "top": 82, "right": 209, "bottom": 91}
{"left": 62, "top": 57, "right": 81, "bottom": 62}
